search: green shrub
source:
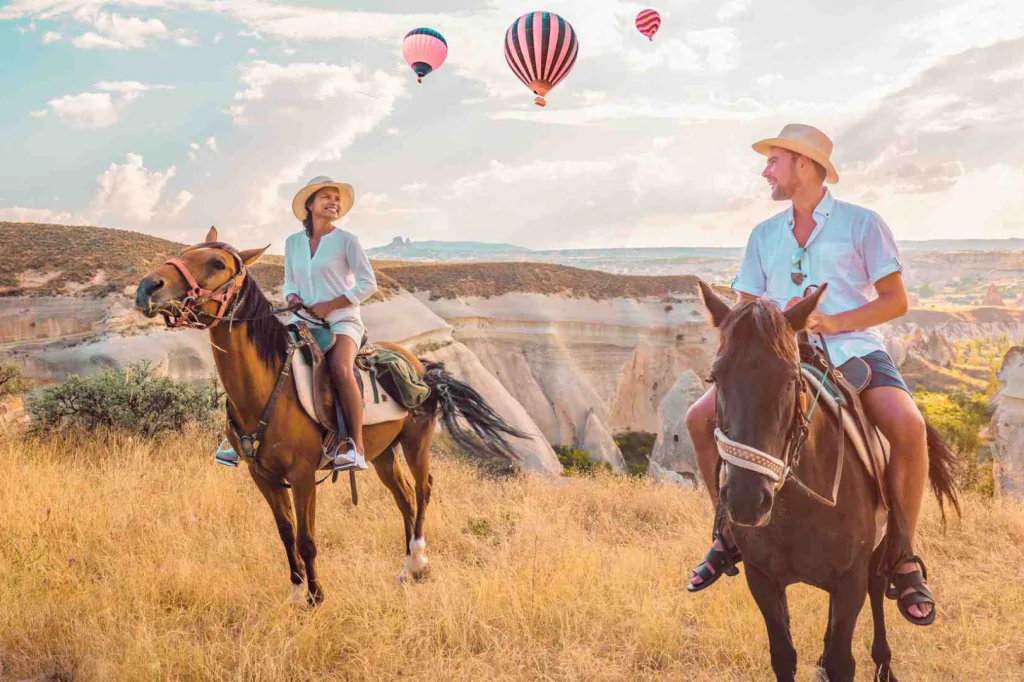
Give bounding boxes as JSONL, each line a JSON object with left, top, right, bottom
{"left": 614, "top": 430, "right": 656, "bottom": 477}
{"left": 0, "top": 361, "right": 27, "bottom": 401}
{"left": 914, "top": 388, "right": 993, "bottom": 496}
{"left": 555, "top": 444, "right": 612, "bottom": 477}
{"left": 27, "top": 361, "right": 223, "bottom": 437}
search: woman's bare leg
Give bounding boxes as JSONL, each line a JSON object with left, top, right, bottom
{"left": 327, "top": 335, "right": 364, "bottom": 457}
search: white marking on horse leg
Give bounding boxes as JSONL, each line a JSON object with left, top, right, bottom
{"left": 287, "top": 582, "right": 305, "bottom": 605}
{"left": 407, "top": 537, "right": 429, "bottom": 576}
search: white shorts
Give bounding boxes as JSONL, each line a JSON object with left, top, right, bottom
{"left": 329, "top": 317, "right": 365, "bottom": 349}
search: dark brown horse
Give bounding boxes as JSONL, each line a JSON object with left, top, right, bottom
{"left": 697, "top": 281, "right": 959, "bottom": 682}
{"left": 135, "top": 228, "right": 527, "bottom": 605}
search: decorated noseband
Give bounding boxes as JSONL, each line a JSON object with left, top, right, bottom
{"left": 162, "top": 242, "right": 247, "bottom": 330}
{"left": 714, "top": 428, "right": 788, "bottom": 484}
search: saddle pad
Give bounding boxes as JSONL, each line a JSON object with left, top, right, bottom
{"left": 801, "top": 367, "right": 890, "bottom": 549}
{"left": 292, "top": 345, "right": 407, "bottom": 427}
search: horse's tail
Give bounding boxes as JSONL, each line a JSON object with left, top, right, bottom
{"left": 421, "top": 361, "right": 530, "bottom": 460}
{"left": 924, "top": 420, "right": 962, "bottom": 523}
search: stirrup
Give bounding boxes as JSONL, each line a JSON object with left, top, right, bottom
{"left": 214, "top": 438, "right": 240, "bottom": 468}
{"left": 333, "top": 441, "right": 368, "bottom": 471}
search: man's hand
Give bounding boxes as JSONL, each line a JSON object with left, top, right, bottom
{"left": 286, "top": 294, "right": 304, "bottom": 311}
{"left": 308, "top": 301, "right": 334, "bottom": 319}
{"left": 806, "top": 309, "right": 841, "bottom": 335}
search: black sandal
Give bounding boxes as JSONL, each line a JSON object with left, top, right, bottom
{"left": 686, "top": 533, "right": 742, "bottom": 593}
{"left": 887, "top": 555, "right": 936, "bottom": 627}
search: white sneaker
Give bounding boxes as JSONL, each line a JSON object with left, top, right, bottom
{"left": 333, "top": 445, "right": 369, "bottom": 471}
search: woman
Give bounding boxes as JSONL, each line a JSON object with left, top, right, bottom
{"left": 282, "top": 175, "right": 378, "bottom": 470}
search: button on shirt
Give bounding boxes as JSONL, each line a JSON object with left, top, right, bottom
{"left": 730, "top": 189, "right": 903, "bottom": 367}
{"left": 282, "top": 228, "right": 377, "bottom": 327}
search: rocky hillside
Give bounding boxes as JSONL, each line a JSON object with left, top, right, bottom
{"left": 991, "top": 347, "right": 1024, "bottom": 499}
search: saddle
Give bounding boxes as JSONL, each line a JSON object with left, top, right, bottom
{"left": 286, "top": 322, "right": 427, "bottom": 437}
{"left": 799, "top": 340, "right": 891, "bottom": 516}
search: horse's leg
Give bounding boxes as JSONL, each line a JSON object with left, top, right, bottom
{"left": 370, "top": 442, "right": 416, "bottom": 582}
{"left": 399, "top": 415, "right": 435, "bottom": 580}
{"left": 291, "top": 473, "right": 323, "bottom": 606}
{"left": 746, "top": 566, "right": 797, "bottom": 682}
{"left": 820, "top": 567, "right": 870, "bottom": 682}
{"left": 818, "top": 596, "right": 834, "bottom": 672}
{"left": 247, "top": 467, "right": 305, "bottom": 605}
{"left": 869, "top": 546, "right": 898, "bottom": 681}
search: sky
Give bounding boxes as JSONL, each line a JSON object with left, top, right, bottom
{"left": 1, "top": 0, "right": 1022, "bottom": 253}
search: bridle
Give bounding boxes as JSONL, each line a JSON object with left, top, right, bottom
{"left": 161, "top": 242, "right": 248, "bottom": 330}
{"left": 713, "top": 334, "right": 844, "bottom": 508}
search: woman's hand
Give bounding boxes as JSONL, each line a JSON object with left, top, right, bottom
{"left": 286, "top": 294, "right": 304, "bottom": 312}
{"left": 308, "top": 301, "right": 334, "bottom": 320}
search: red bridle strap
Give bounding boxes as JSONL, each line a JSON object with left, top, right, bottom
{"left": 162, "top": 243, "right": 246, "bottom": 329}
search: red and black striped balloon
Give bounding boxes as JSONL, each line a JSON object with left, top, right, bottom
{"left": 635, "top": 9, "right": 661, "bottom": 41}
{"left": 504, "top": 11, "right": 579, "bottom": 107}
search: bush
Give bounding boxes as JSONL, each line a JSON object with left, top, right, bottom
{"left": 27, "top": 361, "right": 223, "bottom": 437}
{"left": 914, "top": 388, "right": 993, "bottom": 496}
{"left": 614, "top": 430, "right": 656, "bottom": 478}
{"left": 555, "top": 444, "right": 612, "bottom": 477}
{"left": 0, "top": 361, "right": 27, "bottom": 401}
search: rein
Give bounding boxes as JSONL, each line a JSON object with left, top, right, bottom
{"left": 714, "top": 333, "right": 845, "bottom": 507}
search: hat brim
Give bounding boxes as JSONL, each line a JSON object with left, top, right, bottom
{"left": 752, "top": 138, "right": 839, "bottom": 184}
{"left": 291, "top": 181, "right": 355, "bottom": 222}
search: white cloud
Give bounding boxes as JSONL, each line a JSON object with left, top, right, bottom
{"left": 167, "top": 190, "right": 193, "bottom": 217}
{"left": 386, "top": 127, "right": 401, "bottom": 136}
{"left": 717, "top": 0, "right": 751, "bottom": 22}
{"left": 29, "top": 109, "right": 48, "bottom": 118}
{"left": 41, "top": 30, "right": 61, "bottom": 43}
{"left": 238, "top": 29, "right": 263, "bottom": 40}
{"left": 205, "top": 136, "right": 217, "bottom": 151}
{"left": 72, "top": 12, "right": 170, "bottom": 50}
{"left": 47, "top": 92, "right": 118, "bottom": 128}
{"left": 87, "top": 153, "right": 177, "bottom": 224}
{"left": 686, "top": 28, "right": 740, "bottom": 72}
{"left": 95, "top": 80, "right": 174, "bottom": 93}
{"left": 174, "top": 35, "right": 197, "bottom": 47}
{"left": 400, "top": 182, "right": 427, "bottom": 192}
{"left": 756, "top": 73, "right": 783, "bottom": 86}
{"left": 450, "top": 159, "right": 617, "bottom": 197}
{"left": 213, "top": 32, "right": 223, "bottom": 45}
{"left": 247, "top": 48, "right": 258, "bottom": 56}
{"left": 0, "top": 207, "right": 73, "bottom": 224}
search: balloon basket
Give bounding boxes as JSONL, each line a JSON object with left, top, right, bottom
{"left": 417, "top": 76, "right": 423, "bottom": 84}
{"left": 534, "top": 96, "right": 547, "bottom": 107}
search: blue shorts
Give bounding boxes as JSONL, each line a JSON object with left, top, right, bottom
{"left": 861, "top": 351, "right": 911, "bottom": 395}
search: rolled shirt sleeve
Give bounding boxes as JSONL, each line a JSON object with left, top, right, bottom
{"left": 859, "top": 213, "right": 903, "bottom": 284}
{"left": 343, "top": 233, "right": 378, "bottom": 306}
{"left": 282, "top": 235, "right": 299, "bottom": 301}
{"left": 731, "top": 226, "right": 767, "bottom": 297}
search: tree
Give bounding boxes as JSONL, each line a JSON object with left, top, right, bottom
{"left": 0, "top": 361, "right": 26, "bottom": 402}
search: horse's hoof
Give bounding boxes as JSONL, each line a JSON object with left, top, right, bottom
{"left": 307, "top": 588, "right": 325, "bottom": 607}
{"left": 397, "top": 566, "right": 410, "bottom": 584}
{"left": 813, "top": 666, "right": 829, "bottom": 682}
{"left": 286, "top": 583, "right": 306, "bottom": 606}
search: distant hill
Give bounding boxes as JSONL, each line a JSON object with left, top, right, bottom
{"left": 898, "top": 238, "right": 1024, "bottom": 252}
{"left": 368, "top": 237, "right": 531, "bottom": 259}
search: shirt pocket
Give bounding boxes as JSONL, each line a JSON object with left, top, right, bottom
{"left": 817, "top": 243, "right": 862, "bottom": 280}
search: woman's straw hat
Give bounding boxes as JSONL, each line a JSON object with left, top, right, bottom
{"left": 752, "top": 124, "right": 839, "bottom": 184}
{"left": 291, "top": 176, "right": 355, "bottom": 222}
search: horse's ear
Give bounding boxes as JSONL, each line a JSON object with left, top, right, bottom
{"left": 205, "top": 226, "right": 218, "bottom": 243}
{"left": 783, "top": 284, "right": 829, "bottom": 331}
{"left": 239, "top": 245, "right": 270, "bottom": 267}
{"left": 698, "top": 279, "right": 732, "bottom": 328}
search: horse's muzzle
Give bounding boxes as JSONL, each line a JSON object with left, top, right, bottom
{"left": 135, "top": 276, "right": 165, "bottom": 316}
{"left": 721, "top": 480, "right": 774, "bottom": 528}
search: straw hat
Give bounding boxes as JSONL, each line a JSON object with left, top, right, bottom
{"left": 752, "top": 123, "right": 839, "bottom": 184}
{"left": 291, "top": 176, "right": 355, "bottom": 222}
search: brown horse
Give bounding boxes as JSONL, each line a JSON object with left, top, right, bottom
{"left": 697, "top": 281, "right": 959, "bottom": 682}
{"left": 135, "top": 227, "right": 527, "bottom": 605}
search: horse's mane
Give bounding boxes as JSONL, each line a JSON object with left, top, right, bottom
{"left": 719, "top": 299, "right": 798, "bottom": 362}
{"left": 235, "top": 275, "right": 290, "bottom": 368}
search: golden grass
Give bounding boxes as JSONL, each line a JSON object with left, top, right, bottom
{"left": 1, "top": 428, "right": 1022, "bottom": 681}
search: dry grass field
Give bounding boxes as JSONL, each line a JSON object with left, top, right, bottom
{"left": 1, "top": 427, "right": 1022, "bottom": 681}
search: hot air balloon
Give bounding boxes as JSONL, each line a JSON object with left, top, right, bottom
{"left": 504, "top": 11, "right": 579, "bottom": 107}
{"left": 402, "top": 28, "right": 447, "bottom": 83}
{"left": 635, "top": 9, "right": 661, "bottom": 41}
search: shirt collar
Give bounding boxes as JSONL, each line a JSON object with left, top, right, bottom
{"left": 785, "top": 188, "right": 834, "bottom": 226}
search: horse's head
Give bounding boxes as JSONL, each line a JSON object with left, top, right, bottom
{"left": 135, "top": 226, "right": 268, "bottom": 329}
{"left": 697, "top": 280, "right": 827, "bottom": 527}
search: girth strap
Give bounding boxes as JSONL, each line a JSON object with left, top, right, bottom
{"left": 229, "top": 341, "right": 300, "bottom": 461}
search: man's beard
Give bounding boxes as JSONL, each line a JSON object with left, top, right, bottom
{"left": 771, "top": 181, "right": 795, "bottom": 200}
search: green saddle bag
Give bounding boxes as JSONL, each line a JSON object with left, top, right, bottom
{"left": 356, "top": 346, "right": 431, "bottom": 410}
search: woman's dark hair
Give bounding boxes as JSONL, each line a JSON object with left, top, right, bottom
{"left": 302, "top": 189, "right": 321, "bottom": 237}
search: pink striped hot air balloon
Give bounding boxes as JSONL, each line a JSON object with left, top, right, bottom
{"left": 635, "top": 9, "right": 661, "bottom": 41}
{"left": 402, "top": 28, "right": 448, "bottom": 83}
{"left": 504, "top": 11, "right": 579, "bottom": 107}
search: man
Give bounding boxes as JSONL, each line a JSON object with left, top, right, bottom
{"left": 684, "top": 123, "right": 936, "bottom": 625}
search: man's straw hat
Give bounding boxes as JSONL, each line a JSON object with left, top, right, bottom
{"left": 752, "top": 123, "right": 839, "bottom": 184}
{"left": 291, "top": 176, "right": 355, "bottom": 222}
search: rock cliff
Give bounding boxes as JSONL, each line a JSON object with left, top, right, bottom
{"left": 991, "top": 347, "right": 1024, "bottom": 499}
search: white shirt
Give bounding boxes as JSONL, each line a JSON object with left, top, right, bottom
{"left": 730, "top": 189, "right": 903, "bottom": 367}
{"left": 282, "top": 228, "right": 377, "bottom": 327}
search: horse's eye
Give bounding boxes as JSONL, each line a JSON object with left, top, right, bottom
{"left": 210, "top": 259, "right": 226, "bottom": 271}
